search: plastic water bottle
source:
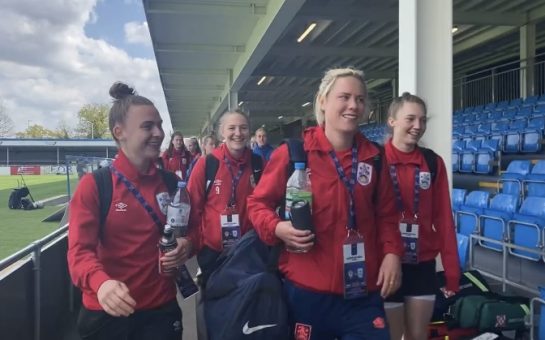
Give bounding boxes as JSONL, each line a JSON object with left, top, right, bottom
{"left": 167, "top": 181, "right": 191, "bottom": 238}
{"left": 166, "top": 181, "right": 199, "bottom": 298}
{"left": 158, "top": 224, "right": 177, "bottom": 275}
{"left": 285, "top": 162, "right": 312, "bottom": 220}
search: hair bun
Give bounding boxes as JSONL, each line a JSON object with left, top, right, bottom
{"left": 109, "top": 82, "right": 136, "bottom": 100}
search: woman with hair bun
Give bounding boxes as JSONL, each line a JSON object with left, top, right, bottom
{"left": 68, "top": 82, "right": 193, "bottom": 339}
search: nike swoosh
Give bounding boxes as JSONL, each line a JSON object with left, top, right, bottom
{"left": 242, "top": 321, "right": 277, "bottom": 335}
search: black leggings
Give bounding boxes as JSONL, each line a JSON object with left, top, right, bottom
{"left": 77, "top": 299, "right": 182, "bottom": 340}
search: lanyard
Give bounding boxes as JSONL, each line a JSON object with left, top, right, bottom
{"left": 328, "top": 143, "right": 358, "bottom": 230}
{"left": 110, "top": 166, "right": 164, "bottom": 232}
{"left": 388, "top": 165, "right": 420, "bottom": 218}
{"left": 223, "top": 156, "right": 244, "bottom": 208}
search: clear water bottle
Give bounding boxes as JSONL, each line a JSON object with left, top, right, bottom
{"left": 158, "top": 224, "right": 177, "bottom": 275}
{"left": 285, "top": 162, "right": 312, "bottom": 220}
{"left": 167, "top": 181, "right": 191, "bottom": 238}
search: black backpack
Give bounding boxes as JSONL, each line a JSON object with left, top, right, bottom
{"left": 419, "top": 147, "right": 438, "bottom": 184}
{"left": 92, "top": 167, "right": 178, "bottom": 237}
{"left": 204, "top": 230, "right": 289, "bottom": 340}
{"left": 8, "top": 187, "right": 30, "bottom": 209}
{"left": 203, "top": 152, "right": 263, "bottom": 198}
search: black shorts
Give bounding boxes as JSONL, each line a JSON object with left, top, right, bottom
{"left": 386, "top": 259, "right": 438, "bottom": 303}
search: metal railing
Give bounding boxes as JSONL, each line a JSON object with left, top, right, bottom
{"left": 454, "top": 54, "right": 545, "bottom": 109}
{"left": 0, "top": 224, "right": 70, "bottom": 340}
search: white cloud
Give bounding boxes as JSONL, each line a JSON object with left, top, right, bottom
{"left": 125, "top": 21, "right": 151, "bottom": 46}
{"left": 0, "top": 0, "right": 172, "bottom": 138}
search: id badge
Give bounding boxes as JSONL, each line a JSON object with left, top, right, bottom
{"left": 220, "top": 209, "right": 241, "bottom": 249}
{"left": 400, "top": 219, "right": 419, "bottom": 264}
{"left": 343, "top": 233, "right": 367, "bottom": 299}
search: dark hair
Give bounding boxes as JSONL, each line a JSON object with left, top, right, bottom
{"left": 108, "top": 82, "right": 154, "bottom": 142}
{"left": 165, "top": 131, "right": 184, "bottom": 158}
{"left": 189, "top": 137, "right": 202, "bottom": 154}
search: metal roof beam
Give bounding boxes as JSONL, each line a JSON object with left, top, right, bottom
{"left": 145, "top": 1, "right": 267, "bottom": 16}
{"left": 159, "top": 68, "right": 230, "bottom": 76}
{"left": 454, "top": 11, "right": 525, "bottom": 26}
{"left": 154, "top": 43, "right": 245, "bottom": 53}
{"left": 454, "top": 26, "right": 516, "bottom": 54}
{"left": 270, "top": 45, "right": 397, "bottom": 58}
{"left": 207, "top": 0, "right": 306, "bottom": 134}
{"left": 298, "top": 5, "right": 396, "bottom": 22}
{"left": 254, "top": 68, "right": 396, "bottom": 79}
{"left": 163, "top": 84, "right": 226, "bottom": 92}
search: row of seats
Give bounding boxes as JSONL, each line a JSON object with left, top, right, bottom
{"left": 452, "top": 139, "right": 499, "bottom": 174}
{"left": 453, "top": 103, "right": 545, "bottom": 125}
{"left": 453, "top": 95, "right": 545, "bottom": 117}
{"left": 498, "top": 160, "right": 545, "bottom": 198}
{"left": 452, "top": 189, "right": 545, "bottom": 262}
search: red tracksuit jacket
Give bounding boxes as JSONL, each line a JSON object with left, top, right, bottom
{"left": 162, "top": 148, "right": 192, "bottom": 180}
{"left": 385, "top": 139, "right": 461, "bottom": 292}
{"left": 187, "top": 144, "right": 256, "bottom": 252}
{"left": 67, "top": 150, "right": 179, "bottom": 310}
{"left": 247, "top": 127, "right": 403, "bottom": 295}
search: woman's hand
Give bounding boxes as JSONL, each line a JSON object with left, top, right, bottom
{"left": 376, "top": 253, "right": 402, "bottom": 298}
{"left": 97, "top": 280, "right": 136, "bottom": 317}
{"left": 274, "top": 221, "right": 314, "bottom": 252}
{"left": 160, "top": 237, "right": 192, "bottom": 270}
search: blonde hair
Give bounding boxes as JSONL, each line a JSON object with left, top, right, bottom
{"left": 313, "top": 67, "right": 368, "bottom": 126}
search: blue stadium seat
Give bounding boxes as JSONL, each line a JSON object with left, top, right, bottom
{"left": 503, "top": 108, "right": 519, "bottom": 120}
{"left": 521, "top": 128, "right": 542, "bottom": 153}
{"left": 524, "top": 161, "right": 545, "bottom": 198}
{"left": 508, "top": 98, "right": 523, "bottom": 109}
{"left": 497, "top": 100, "right": 509, "bottom": 109}
{"left": 518, "top": 106, "right": 533, "bottom": 117}
{"left": 474, "top": 139, "right": 499, "bottom": 174}
{"left": 456, "top": 190, "right": 490, "bottom": 236}
{"left": 504, "top": 131, "right": 521, "bottom": 153}
{"left": 452, "top": 188, "right": 467, "bottom": 212}
{"left": 452, "top": 151, "right": 460, "bottom": 173}
{"left": 459, "top": 141, "right": 481, "bottom": 173}
{"left": 452, "top": 139, "right": 465, "bottom": 152}
{"left": 487, "top": 110, "right": 503, "bottom": 121}
{"left": 464, "top": 107, "right": 475, "bottom": 113}
{"left": 499, "top": 160, "right": 532, "bottom": 198}
{"left": 528, "top": 116, "right": 545, "bottom": 132}
{"left": 537, "top": 94, "right": 545, "bottom": 105}
{"left": 477, "top": 122, "right": 492, "bottom": 134}
{"left": 479, "top": 193, "right": 519, "bottom": 252}
{"left": 457, "top": 233, "right": 470, "bottom": 270}
{"left": 485, "top": 102, "right": 497, "bottom": 111}
{"left": 523, "top": 95, "right": 539, "bottom": 107}
{"left": 533, "top": 104, "right": 545, "bottom": 117}
{"left": 508, "top": 196, "right": 545, "bottom": 261}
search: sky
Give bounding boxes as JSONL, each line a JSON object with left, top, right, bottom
{"left": 0, "top": 0, "right": 173, "bottom": 137}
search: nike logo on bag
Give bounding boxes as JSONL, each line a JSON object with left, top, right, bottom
{"left": 242, "top": 321, "right": 277, "bottom": 335}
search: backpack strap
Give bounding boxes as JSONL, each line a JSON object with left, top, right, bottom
{"left": 159, "top": 169, "right": 179, "bottom": 196}
{"left": 93, "top": 166, "right": 113, "bottom": 239}
{"left": 94, "top": 167, "right": 178, "bottom": 239}
{"left": 204, "top": 152, "right": 263, "bottom": 201}
{"left": 204, "top": 154, "right": 220, "bottom": 198}
{"left": 250, "top": 153, "right": 263, "bottom": 185}
{"left": 370, "top": 141, "right": 383, "bottom": 205}
{"left": 420, "top": 147, "right": 438, "bottom": 183}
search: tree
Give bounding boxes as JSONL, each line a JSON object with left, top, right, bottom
{"left": 0, "top": 101, "right": 14, "bottom": 137}
{"left": 76, "top": 104, "right": 110, "bottom": 139}
{"left": 15, "top": 124, "right": 55, "bottom": 138}
{"left": 51, "top": 119, "right": 73, "bottom": 139}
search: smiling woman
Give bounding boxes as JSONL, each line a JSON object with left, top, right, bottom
{"left": 67, "top": 81, "right": 190, "bottom": 339}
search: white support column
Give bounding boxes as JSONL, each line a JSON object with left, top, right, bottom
{"left": 520, "top": 24, "right": 536, "bottom": 98}
{"left": 399, "top": 0, "right": 453, "bottom": 187}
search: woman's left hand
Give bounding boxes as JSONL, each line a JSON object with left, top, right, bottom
{"left": 160, "top": 237, "right": 192, "bottom": 270}
{"left": 377, "top": 253, "right": 401, "bottom": 298}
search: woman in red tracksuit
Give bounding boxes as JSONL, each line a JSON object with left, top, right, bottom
{"left": 187, "top": 110, "right": 258, "bottom": 280}
{"left": 247, "top": 67, "right": 404, "bottom": 340}
{"left": 187, "top": 110, "right": 259, "bottom": 340}
{"left": 67, "top": 82, "right": 193, "bottom": 340}
{"left": 383, "top": 92, "right": 460, "bottom": 340}
{"left": 162, "top": 131, "right": 192, "bottom": 180}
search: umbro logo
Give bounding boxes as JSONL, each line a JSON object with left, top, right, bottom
{"left": 242, "top": 321, "right": 277, "bottom": 335}
{"left": 115, "top": 202, "right": 127, "bottom": 212}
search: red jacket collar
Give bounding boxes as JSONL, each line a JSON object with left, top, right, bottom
{"left": 113, "top": 149, "right": 158, "bottom": 181}
{"left": 212, "top": 143, "right": 250, "bottom": 166}
{"left": 385, "top": 138, "right": 422, "bottom": 165}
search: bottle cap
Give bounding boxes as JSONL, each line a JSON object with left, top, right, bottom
{"left": 164, "top": 224, "right": 173, "bottom": 233}
{"left": 294, "top": 162, "right": 306, "bottom": 170}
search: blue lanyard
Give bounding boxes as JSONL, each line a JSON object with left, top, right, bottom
{"left": 110, "top": 166, "right": 164, "bottom": 232}
{"left": 388, "top": 165, "right": 420, "bottom": 218}
{"left": 328, "top": 143, "right": 358, "bottom": 230}
{"left": 223, "top": 156, "right": 244, "bottom": 208}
